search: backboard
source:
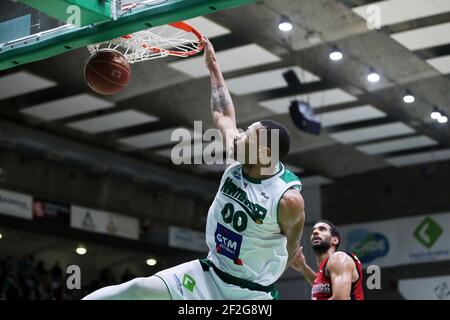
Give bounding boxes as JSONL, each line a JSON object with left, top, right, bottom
{"left": 0, "top": 0, "right": 257, "bottom": 72}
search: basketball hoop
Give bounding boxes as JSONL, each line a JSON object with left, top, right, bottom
{"left": 87, "top": 21, "right": 204, "bottom": 64}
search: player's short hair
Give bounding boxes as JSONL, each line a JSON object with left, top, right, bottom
{"left": 316, "top": 219, "right": 341, "bottom": 250}
{"left": 259, "top": 120, "right": 291, "bottom": 160}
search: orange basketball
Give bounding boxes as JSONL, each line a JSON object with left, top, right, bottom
{"left": 84, "top": 50, "right": 131, "bottom": 95}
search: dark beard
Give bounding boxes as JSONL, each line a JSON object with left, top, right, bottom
{"left": 312, "top": 239, "right": 331, "bottom": 254}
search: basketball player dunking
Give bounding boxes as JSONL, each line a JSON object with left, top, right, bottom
{"left": 291, "top": 220, "right": 364, "bottom": 300}
{"left": 83, "top": 37, "right": 305, "bottom": 300}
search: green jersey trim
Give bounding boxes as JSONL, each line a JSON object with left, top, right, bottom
{"left": 279, "top": 169, "right": 301, "bottom": 186}
{"left": 199, "top": 259, "right": 277, "bottom": 294}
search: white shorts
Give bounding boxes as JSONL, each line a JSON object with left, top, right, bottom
{"left": 154, "top": 259, "right": 278, "bottom": 300}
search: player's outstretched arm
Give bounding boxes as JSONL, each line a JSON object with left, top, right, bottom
{"left": 278, "top": 189, "right": 305, "bottom": 270}
{"left": 203, "top": 37, "right": 239, "bottom": 157}
{"left": 290, "top": 246, "right": 316, "bottom": 286}
{"left": 82, "top": 276, "right": 170, "bottom": 300}
{"left": 326, "top": 252, "right": 354, "bottom": 300}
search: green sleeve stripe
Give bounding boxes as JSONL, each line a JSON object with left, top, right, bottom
{"left": 279, "top": 169, "right": 301, "bottom": 185}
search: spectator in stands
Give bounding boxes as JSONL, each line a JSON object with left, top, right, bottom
{"left": 36, "top": 260, "right": 47, "bottom": 277}
{"left": 0, "top": 256, "right": 134, "bottom": 300}
{"left": 51, "top": 261, "right": 63, "bottom": 281}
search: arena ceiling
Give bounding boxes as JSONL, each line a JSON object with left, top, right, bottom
{"left": 0, "top": 0, "right": 449, "bottom": 198}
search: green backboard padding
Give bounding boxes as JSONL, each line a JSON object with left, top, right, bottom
{"left": 18, "top": 0, "right": 112, "bottom": 27}
{"left": 0, "top": 0, "right": 258, "bottom": 72}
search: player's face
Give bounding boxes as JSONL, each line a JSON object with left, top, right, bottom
{"left": 310, "top": 222, "right": 333, "bottom": 253}
{"left": 232, "top": 122, "right": 263, "bottom": 164}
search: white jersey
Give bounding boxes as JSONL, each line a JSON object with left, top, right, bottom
{"left": 205, "top": 162, "right": 302, "bottom": 286}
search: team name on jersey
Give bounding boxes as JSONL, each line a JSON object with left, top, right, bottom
{"left": 220, "top": 177, "right": 267, "bottom": 224}
{"left": 311, "top": 283, "right": 331, "bottom": 296}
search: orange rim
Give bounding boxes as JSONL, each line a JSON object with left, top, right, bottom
{"left": 121, "top": 21, "right": 204, "bottom": 56}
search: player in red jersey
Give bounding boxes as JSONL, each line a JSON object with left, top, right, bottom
{"left": 291, "top": 219, "right": 364, "bottom": 300}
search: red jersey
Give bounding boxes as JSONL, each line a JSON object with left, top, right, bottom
{"left": 311, "top": 252, "right": 364, "bottom": 300}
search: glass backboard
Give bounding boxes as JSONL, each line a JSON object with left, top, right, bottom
{"left": 0, "top": 0, "right": 257, "bottom": 72}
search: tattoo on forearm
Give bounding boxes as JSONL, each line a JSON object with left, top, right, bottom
{"left": 211, "top": 85, "right": 232, "bottom": 112}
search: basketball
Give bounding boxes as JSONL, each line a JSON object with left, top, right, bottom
{"left": 84, "top": 50, "right": 131, "bottom": 95}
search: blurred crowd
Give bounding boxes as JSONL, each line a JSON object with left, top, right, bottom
{"left": 0, "top": 255, "right": 136, "bottom": 300}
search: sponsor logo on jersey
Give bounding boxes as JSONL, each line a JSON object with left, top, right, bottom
{"left": 260, "top": 192, "right": 270, "bottom": 205}
{"left": 220, "top": 177, "right": 267, "bottom": 224}
{"left": 173, "top": 274, "right": 184, "bottom": 296}
{"left": 215, "top": 223, "right": 243, "bottom": 265}
{"left": 232, "top": 169, "right": 241, "bottom": 181}
{"left": 311, "top": 283, "right": 331, "bottom": 299}
{"left": 182, "top": 274, "right": 196, "bottom": 292}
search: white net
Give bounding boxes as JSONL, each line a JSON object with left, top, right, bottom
{"left": 87, "top": 23, "right": 203, "bottom": 64}
{"left": 112, "top": 0, "right": 170, "bottom": 20}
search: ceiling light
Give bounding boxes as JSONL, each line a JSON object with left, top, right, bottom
{"left": 438, "top": 112, "right": 448, "bottom": 124}
{"left": 76, "top": 245, "right": 87, "bottom": 255}
{"left": 403, "top": 90, "right": 415, "bottom": 104}
{"left": 146, "top": 258, "right": 157, "bottom": 266}
{"left": 0, "top": 233, "right": 3, "bottom": 240}
{"left": 430, "top": 107, "right": 441, "bottom": 120}
{"left": 278, "top": 15, "right": 293, "bottom": 32}
{"left": 329, "top": 46, "right": 343, "bottom": 61}
{"left": 367, "top": 69, "right": 381, "bottom": 83}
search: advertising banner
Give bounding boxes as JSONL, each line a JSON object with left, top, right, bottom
{"left": 398, "top": 213, "right": 450, "bottom": 265}
{"left": 339, "top": 220, "right": 401, "bottom": 267}
{"left": 0, "top": 188, "right": 32, "bottom": 220}
{"left": 399, "top": 275, "right": 450, "bottom": 300}
{"left": 71, "top": 205, "right": 139, "bottom": 240}
{"left": 338, "top": 212, "right": 450, "bottom": 267}
{"left": 33, "top": 198, "right": 70, "bottom": 224}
